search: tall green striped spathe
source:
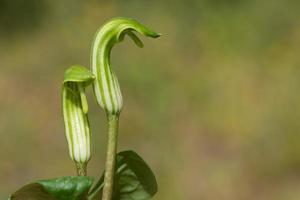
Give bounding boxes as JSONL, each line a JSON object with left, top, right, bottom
{"left": 62, "top": 65, "right": 94, "bottom": 175}
{"left": 91, "top": 17, "right": 161, "bottom": 115}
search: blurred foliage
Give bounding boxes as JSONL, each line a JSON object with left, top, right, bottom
{"left": 0, "top": 0, "right": 47, "bottom": 36}
{"left": 1, "top": 0, "right": 300, "bottom": 200}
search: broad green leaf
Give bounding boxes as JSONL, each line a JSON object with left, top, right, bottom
{"left": 10, "top": 176, "right": 94, "bottom": 200}
{"left": 88, "top": 150, "right": 158, "bottom": 200}
{"left": 8, "top": 183, "right": 55, "bottom": 200}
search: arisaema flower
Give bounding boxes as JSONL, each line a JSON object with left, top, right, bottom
{"left": 91, "top": 17, "right": 161, "bottom": 115}
{"left": 62, "top": 65, "right": 94, "bottom": 175}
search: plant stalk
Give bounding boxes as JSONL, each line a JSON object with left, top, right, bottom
{"left": 76, "top": 162, "right": 87, "bottom": 176}
{"left": 102, "top": 114, "right": 119, "bottom": 200}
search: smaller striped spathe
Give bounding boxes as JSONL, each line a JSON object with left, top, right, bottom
{"left": 62, "top": 65, "right": 94, "bottom": 173}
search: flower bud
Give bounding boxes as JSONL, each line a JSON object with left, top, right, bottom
{"left": 62, "top": 65, "right": 94, "bottom": 175}
{"left": 91, "top": 17, "right": 161, "bottom": 115}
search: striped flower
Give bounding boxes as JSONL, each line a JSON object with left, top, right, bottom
{"left": 62, "top": 65, "right": 94, "bottom": 175}
{"left": 91, "top": 17, "right": 161, "bottom": 115}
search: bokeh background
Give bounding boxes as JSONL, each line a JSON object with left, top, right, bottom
{"left": 1, "top": 0, "right": 300, "bottom": 199}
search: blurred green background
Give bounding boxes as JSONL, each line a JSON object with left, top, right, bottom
{"left": 1, "top": 0, "right": 300, "bottom": 199}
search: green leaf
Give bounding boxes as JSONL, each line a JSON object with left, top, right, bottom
{"left": 10, "top": 176, "right": 94, "bottom": 200}
{"left": 9, "top": 183, "right": 56, "bottom": 200}
{"left": 63, "top": 65, "right": 94, "bottom": 86}
{"left": 89, "top": 150, "right": 158, "bottom": 200}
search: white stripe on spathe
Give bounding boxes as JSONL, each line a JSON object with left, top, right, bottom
{"left": 63, "top": 87, "right": 73, "bottom": 159}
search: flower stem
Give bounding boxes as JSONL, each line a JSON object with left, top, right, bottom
{"left": 76, "top": 162, "right": 87, "bottom": 176}
{"left": 102, "top": 114, "right": 119, "bottom": 200}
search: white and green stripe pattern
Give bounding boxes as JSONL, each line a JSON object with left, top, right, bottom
{"left": 91, "top": 17, "right": 161, "bottom": 115}
{"left": 62, "top": 66, "right": 94, "bottom": 170}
